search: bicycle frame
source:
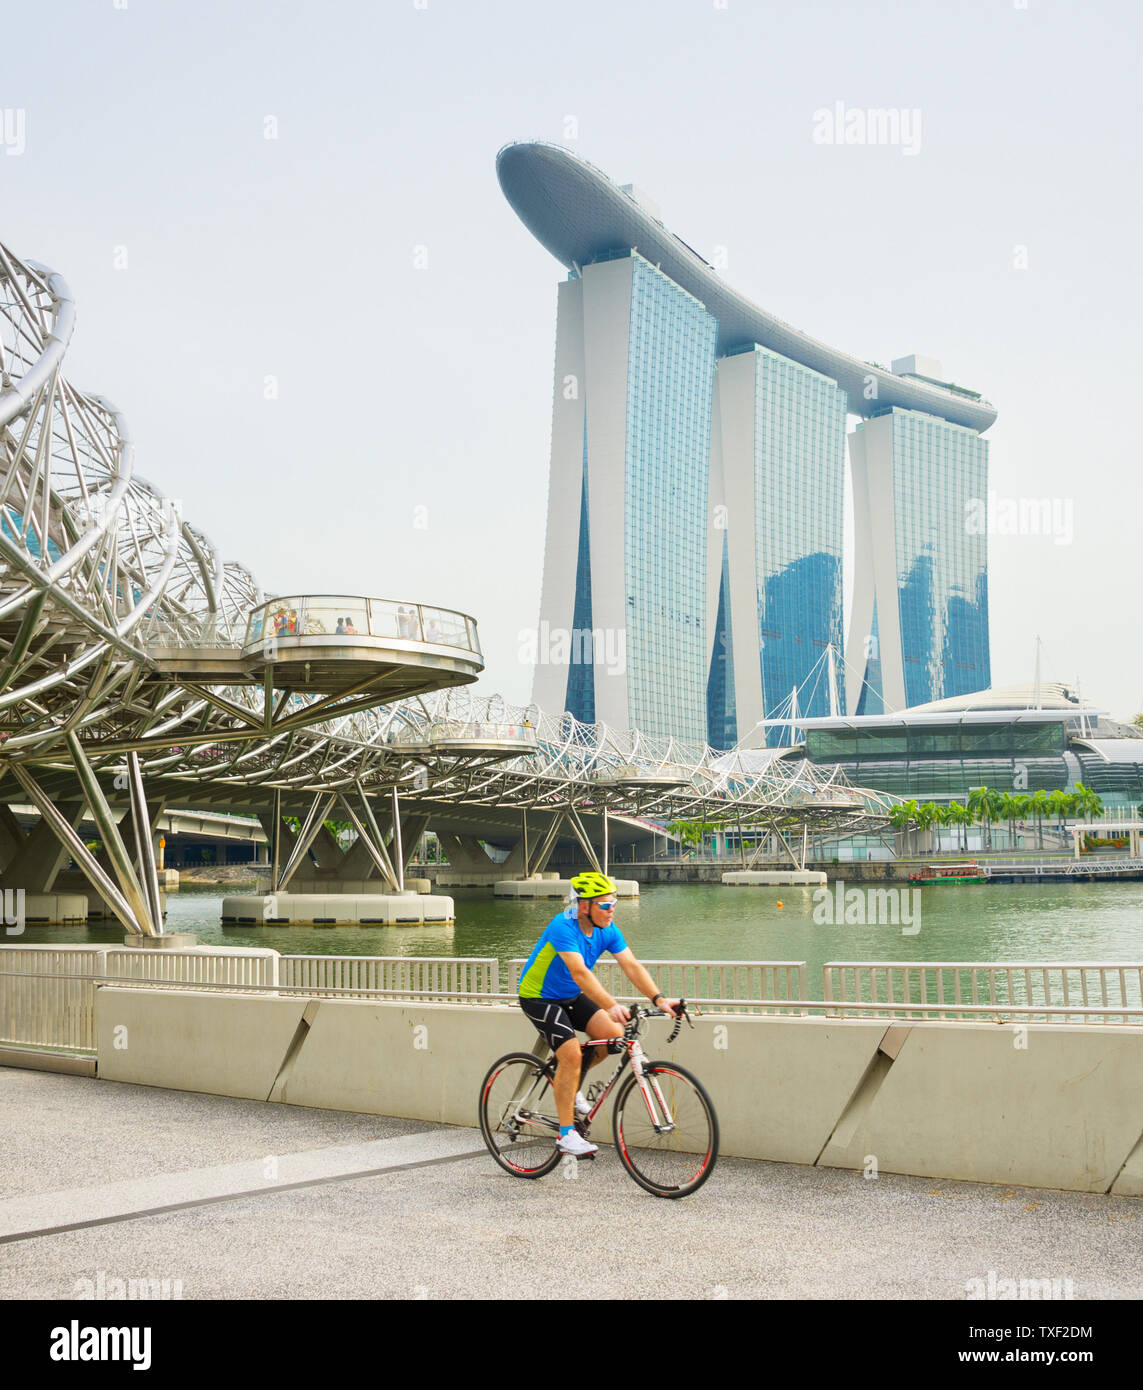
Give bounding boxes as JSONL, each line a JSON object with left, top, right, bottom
{"left": 500, "top": 1024, "right": 676, "bottom": 1138}
{"left": 580, "top": 1033, "right": 676, "bottom": 1134}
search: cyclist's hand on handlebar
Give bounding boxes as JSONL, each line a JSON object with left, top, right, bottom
{"left": 659, "top": 998, "right": 682, "bottom": 1018}
{"left": 608, "top": 1002, "right": 631, "bottom": 1024}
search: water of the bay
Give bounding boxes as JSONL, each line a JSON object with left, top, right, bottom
{"left": 16, "top": 881, "right": 1143, "bottom": 989}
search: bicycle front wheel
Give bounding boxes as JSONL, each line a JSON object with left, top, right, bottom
{"left": 612, "top": 1061, "right": 718, "bottom": 1198}
{"left": 478, "top": 1052, "right": 562, "bottom": 1179}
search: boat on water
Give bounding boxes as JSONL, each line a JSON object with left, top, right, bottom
{"left": 908, "top": 862, "right": 989, "bottom": 885}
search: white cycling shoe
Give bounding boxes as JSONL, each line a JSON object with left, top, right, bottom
{"left": 574, "top": 1091, "right": 592, "bottom": 1117}
{"left": 557, "top": 1130, "right": 598, "bottom": 1157}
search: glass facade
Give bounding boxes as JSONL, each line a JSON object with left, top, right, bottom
{"left": 804, "top": 720, "right": 1069, "bottom": 798}
{"left": 806, "top": 722, "right": 1067, "bottom": 761}
{"left": 752, "top": 346, "right": 847, "bottom": 745}
{"left": 812, "top": 758, "right": 1070, "bottom": 799}
{"left": 885, "top": 408, "right": 990, "bottom": 706}
{"left": 706, "top": 531, "right": 736, "bottom": 748}
{"left": 855, "top": 604, "right": 884, "bottom": 715}
{"left": 565, "top": 430, "right": 595, "bottom": 723}
{"left": 623, "top": 255, "right": 717, "bottom": 743}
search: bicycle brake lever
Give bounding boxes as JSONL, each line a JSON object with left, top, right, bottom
{"left": 669, "top": 998, "right": 694, "bottom": 1044}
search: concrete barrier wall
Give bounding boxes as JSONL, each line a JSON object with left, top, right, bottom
{"left": 817, "top": 1021, "right": 1143, "bottom": 1194}
{"left": 91, "top": 990, "right": 1143, "bottom": 1194}
{"left": 97, "top": 989, "right": 309, "bottom": 1100}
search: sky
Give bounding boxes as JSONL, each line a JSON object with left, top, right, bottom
{"left": 2, "top": 0, "right": 1141, "bottom": 722}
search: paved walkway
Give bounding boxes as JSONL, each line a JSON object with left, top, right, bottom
{"left": 1, "top": 1067, "right": 1139, "bottom": 1300}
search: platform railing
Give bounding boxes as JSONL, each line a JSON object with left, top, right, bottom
{"left": 279, "top": 954, "right": 498, "bottom": 1002}
{"left": 507, "top": 957, "right": 808, "bottom": 1014}
{"left": 5, "top": 948, "right": 1143, "bottom": 1058}
{"left": 822, "top": 960, "right": 1143, "bottom": 1024}
{"left": 388, "top": 720, "right": 538, "bottom": 748}
{"left": 242, "top": 595, "right": 480, "bottom": 656}
{"left": 0, "top": 948, "right": 104, "bottom": 1053}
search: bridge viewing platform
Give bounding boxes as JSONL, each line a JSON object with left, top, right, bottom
{"left": 141, "top": 594, "right": 482, "bottom": 701}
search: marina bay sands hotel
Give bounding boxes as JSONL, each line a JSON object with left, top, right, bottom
{"left": 497, "top": 141, "right": 996, "bottom": 749}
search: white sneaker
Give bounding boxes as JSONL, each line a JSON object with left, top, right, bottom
{"left": 575, "top": 1091, "right": 592, "bottom": 1117}
{"left": 557, "top": 1130, "right": 598, "bottom": 1157}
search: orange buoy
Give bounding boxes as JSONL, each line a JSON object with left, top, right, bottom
{"left": 776, "top": 900, "right": 783, "bottom": 908}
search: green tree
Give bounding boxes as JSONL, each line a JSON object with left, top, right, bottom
{"left": 998, "top": 792, "right": 1029, "bottom": 849}
{"left": 1029, "top": 788, "right": 1050, "bottom": 850}
{"left": 967, "top": 785, "right": 1002, "bottom": 851}
{"left": 914, "top": 802, "right": 942, "bottom": 854}
{"left": 1073, "top": 782, "right": 1103, "bottom": 824}
{"left": 946, "top": 800, "right": 974, "bottom": 853}
{"left": 887, "top": 799, "right": 919, "bottom": 856}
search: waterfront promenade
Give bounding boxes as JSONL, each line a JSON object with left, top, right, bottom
{"left": 2, "top": 1067, "right": 1137, "bottom": 1301}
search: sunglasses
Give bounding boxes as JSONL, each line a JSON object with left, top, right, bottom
{"left": 591, "top": 900, "right": 617, "bottom": 912}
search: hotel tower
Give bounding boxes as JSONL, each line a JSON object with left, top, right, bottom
{"left": 497, "top": 143, "right": 996, "bottom": 745}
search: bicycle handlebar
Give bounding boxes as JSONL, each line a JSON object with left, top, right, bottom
{"left": 623, "top": 998, "right": 695, "bottom": 1043}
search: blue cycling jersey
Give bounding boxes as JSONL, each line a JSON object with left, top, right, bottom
{"left": 518, "top": 907, "right": 628, "bottom": 1000}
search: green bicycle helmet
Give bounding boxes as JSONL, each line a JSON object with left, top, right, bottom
{"left": 570, "top": 870, "right": 617, "bottom": 899}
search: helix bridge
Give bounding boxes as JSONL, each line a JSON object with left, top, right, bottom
{"left": 0, "top": 240, "right": 893, "bottom": 935}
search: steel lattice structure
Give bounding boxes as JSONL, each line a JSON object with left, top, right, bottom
{"left": 0, "top": 241, "right": 893, "bottom": 933}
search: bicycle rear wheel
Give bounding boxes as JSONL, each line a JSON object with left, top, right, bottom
{"left": 612, "top": 1061, "right": 718, "bottom": 1198}
{"left": 478, "top": 1052, "right": 562, "bottom": 1178}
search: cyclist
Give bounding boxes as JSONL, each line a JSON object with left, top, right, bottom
{"left": 517, "top": 870, "right": 680, "bottom": 1158}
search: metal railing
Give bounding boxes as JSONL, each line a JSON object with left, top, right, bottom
{"left": 985, "top": 859, "right": 1143, "bottom": 877}
{"left": 507, "top": 957, "right": 808, "bottom": 1014}
{"left": 279, "top": 955, "right": 498, "bottom": 1002}
{"left": 106, "top": 948, "right": 278, "bottom": 988}
{"left": 822, "top": 960, "right": 1143, "bottom": 1024}
{"left": 136, "top": 613, "right": 246, "bottom": 650}
{"left": 388, "top": 720, "right": 538, "bottom": 748}
{"left": 5, "top": 947, "right": 1143, "bottom": 1058}
{"left": 0, "top": 948, "right": 103, "bottom": 1053}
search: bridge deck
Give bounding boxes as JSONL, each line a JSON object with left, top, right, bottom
{"left": 0, "top": 1066, "right": 1135, "bottom": 1300}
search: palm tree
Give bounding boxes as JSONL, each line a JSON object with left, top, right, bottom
{"left": 1074, "top": 782, "right": 1103, "bottom": 825}
{"left": 967, "top": 786, "right": 989, "bottom": 846}
{"left": 946, "top": 800, "right": 973, "bottom": 853}
{"left": 888, "top": 800, "right": 919, "bottom": 858}
{"left": 968, "top": 785, "right": 1004, "bottom": 851}
{"left": 915, "top": 802, "right": 942, "bottom": 855}
{"left": 1046, "top": 789, "right": 1070, "bottom": 850}
{"left": 1029, "top": 789, "right": 1050, "bottom": 850}
{"left": 999, "top": 792, "right": 1029, "bottom": 851}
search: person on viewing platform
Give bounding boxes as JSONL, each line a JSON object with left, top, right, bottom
{"left": 425, "top": 618, "right": 442, "bottom": 643}
{"left": 344, "top": 616, "right": 358, "bottom": 635}
{"left": 335, "top": 618, "right": 346, "bottom": 635}
{"left": 273, "top": 608, "right": 287, "bottom": 636}
{"left": 286, "top": 609, "right": 299, "bottom": 635}
{"left": 517, "top": 871, "right": 680, "bottom": 1159}
{"left": 398, "top": 606, "right": 417, "bottom": 638}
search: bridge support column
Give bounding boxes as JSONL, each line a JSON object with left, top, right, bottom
{"left": 333, "top": 790, "right": 400, "bottom": 892}
{"left": 0, "top": 801, "right": 86, "bottom": 891}
{"left": 523, "top": 811, "right": 566, "bottom": 877}
{"left": 275, "top": 793, "right": 336, "bottom": 891}
{"left": 398, "top": 813, "right": 430, "bottom": 875}
{"left": 0, "top": 805, "right": 26, "bottom": 871}
{"left": 436, "top": 834, "right": 498, "bottom": 874}
{"left": 10, "top": 759, "right": 157, "bottom": 936}
{"left": 565, "top": 806, "right": 602, "bottom": 875}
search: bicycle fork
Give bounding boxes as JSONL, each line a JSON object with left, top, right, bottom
{"left": 631, "top": 1046, "right": 676, "bottom": 1135}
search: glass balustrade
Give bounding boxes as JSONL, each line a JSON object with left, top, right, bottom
{"left": 241, "top": 596, "right": 481, "bottom": 656}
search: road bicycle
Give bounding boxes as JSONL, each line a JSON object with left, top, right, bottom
{"left": 478, "top": 1001, "right": 719, "bottom": 1198}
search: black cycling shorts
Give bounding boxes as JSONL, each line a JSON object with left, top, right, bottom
{"left": 519, "top": 993, "right": 602, "bottom": 1052}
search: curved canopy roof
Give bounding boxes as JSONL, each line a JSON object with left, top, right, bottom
{"left": 497, "top": 141, "right": 997, "bottom": 434}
